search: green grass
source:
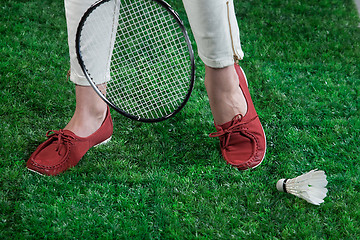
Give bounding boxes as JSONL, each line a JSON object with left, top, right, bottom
{"left": 1, "top": 0, "right": 360, "bottom": 239}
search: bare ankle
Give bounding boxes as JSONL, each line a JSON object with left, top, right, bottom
{"left": 204, "top": 65, "right": 247, "bottom": 125}
{"left": 64, "top": 108, "right": 107, "bottom": 138}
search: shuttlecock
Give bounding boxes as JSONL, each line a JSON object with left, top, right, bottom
{"left": 276, "top": 169, "right": 328, "bottom": 205}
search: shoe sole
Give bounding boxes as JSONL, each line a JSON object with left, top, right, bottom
{"left": 94, "top": 136, "right": 112, "bottom": 148}
{"left": 27, "top": 136, "right": 112, "bottom": 176}
{"left": 27, "top": 167, "right": 46, "bottom": 176}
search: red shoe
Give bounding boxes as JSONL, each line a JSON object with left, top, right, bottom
{"left": 209, "top": 64, "right": 266, "bottom": 170}
{"left": 27, "top": 107, "right": 113, "bottom": 176}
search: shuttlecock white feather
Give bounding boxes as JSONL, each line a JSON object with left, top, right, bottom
{"left": 276, "top": 169, "right": 328, "bottom": 205}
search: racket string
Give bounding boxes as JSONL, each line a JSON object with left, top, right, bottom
{"left": 79, "top": 0, "right": 193, "bottom": 120}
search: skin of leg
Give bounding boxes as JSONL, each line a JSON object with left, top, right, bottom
{"left": 64, "top": 65, "right": 245, "bottom": 137}
{"left": 204, "top": 64, "right": 247, "bottom": 125}
{"left": 64, "top": 85, "right": 107, "bottom": 138}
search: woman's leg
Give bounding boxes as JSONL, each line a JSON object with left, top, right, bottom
{"left": 27, "top": 0, "right": 113, "bottom": 176}
{"left": 64, "top": 85, "right": 107, "bottom": 138}
{"left": 183, "top": 0, "right": 266, "bottom": 169}
{"left": 204, "top": 65, "right": 247, "bottom": 125}
{"left": 182, "top": 0, "right": 243, "bottom": 68}
{"left": 182, "top": 0, "right": 246, "bottom": 125}
{"left": 64, "top": 0, "right": 116, "bottom": 137}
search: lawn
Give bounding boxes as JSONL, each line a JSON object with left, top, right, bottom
{"left": 1, "top": 0, "right": 359, "bottom": 239}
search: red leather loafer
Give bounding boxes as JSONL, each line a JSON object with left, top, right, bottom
{"left": 27, "top": 107, "right": 113, "bottom": 176}
{"left": 209, "top": 64, "right": 266, "bottom": 170}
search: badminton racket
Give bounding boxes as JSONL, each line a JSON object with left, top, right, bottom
{"left": 76, "top": 0, "right": 195, "bottom": 122}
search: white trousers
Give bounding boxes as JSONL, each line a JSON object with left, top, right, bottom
{"left": 65, "top": 0, "right": 244, "bottom": 86}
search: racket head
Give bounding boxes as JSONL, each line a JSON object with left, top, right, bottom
{"left": 76, "top": 0, "right": 195, "bottom": 122}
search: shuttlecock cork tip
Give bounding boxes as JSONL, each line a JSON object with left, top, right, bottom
{"left": 276, "top": 179, "right": 287, "bottom": 192}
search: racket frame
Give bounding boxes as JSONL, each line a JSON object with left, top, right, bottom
{"left": 75, "top": 0, "right": 195, "bottom": 122}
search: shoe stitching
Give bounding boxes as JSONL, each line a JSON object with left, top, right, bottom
{"left": 210, "top": 115, "right": 263, "bottom": 168}
{"left": 222, "top": 129, "right": 259, "bottom": 167}
{"left": 31, "top": 130, "right": 76, "bottom": 170}
{"left": 232, "top": 130, "right": 260, "bottom": 169}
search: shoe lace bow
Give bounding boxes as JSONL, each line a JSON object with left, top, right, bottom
{"left": 209, "top": 114, "right": 256, "bottom": 149}
{"left": 46, "top": 130, "right": 75, "bottom": 154}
